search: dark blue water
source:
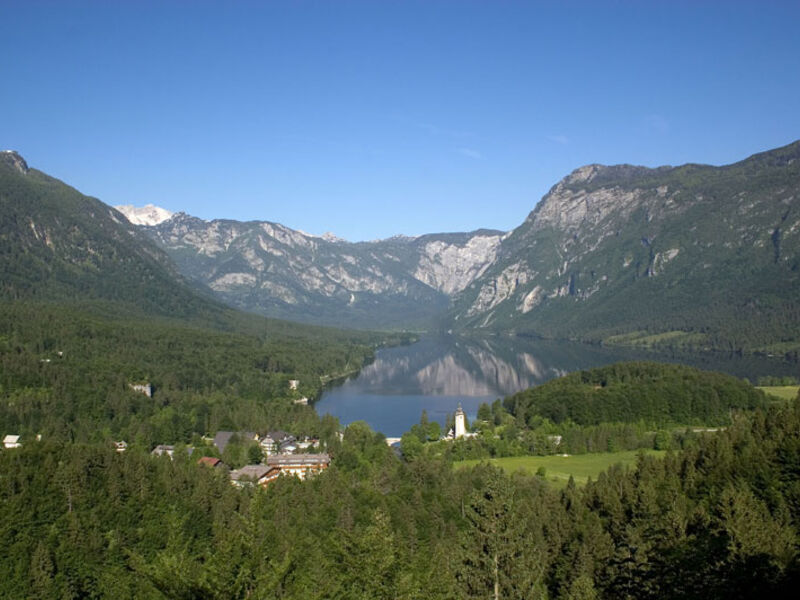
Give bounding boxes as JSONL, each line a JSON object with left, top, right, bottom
{"left": 315, "top": 336, "right": 798, "bottom": 437}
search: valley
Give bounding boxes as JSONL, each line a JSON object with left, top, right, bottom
{"left": 2, "top": 143, "right": 800, "bottom": 599}
{"left": 118, "top": 140, "right": 800, "bottom": 357}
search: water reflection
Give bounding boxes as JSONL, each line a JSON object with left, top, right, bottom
{"left": 316, "top": 335, "right": 798, "bottom": 437}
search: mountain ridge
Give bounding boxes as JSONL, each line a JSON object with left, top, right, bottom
{"left": 449, "top": 139, "right": 800, "bottom": 352}
{"left": 20, "top": 138, "right": 800, "bottom": 352}
{"left": 132, "top": 209, "right": 504, "bottom": 329}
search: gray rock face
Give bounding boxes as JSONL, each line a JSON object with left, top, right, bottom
{"left": 414, "top": 234, "right": 502, "bottom": 295}
{"left": 449, "top": 140, "right": 800, "bottom": 345}
{"left": 139, "top": 212, "right": 503, "bottom": 329}
{"left": 1, "top": 151, "right": 29, "bottom": 174}
{"left": 127, "top": 139, "right": 800, "bottom": 344}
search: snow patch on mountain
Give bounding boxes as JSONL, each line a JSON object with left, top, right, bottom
{"left": 115, "top": 204, "right": 174, "bottom": 226}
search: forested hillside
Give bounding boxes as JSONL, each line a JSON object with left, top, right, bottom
{"left": 0, "top": 151, "right": 222, "bottom": 320}
{"left": 0, "top": 302, "right": 392, "bottom": 446}
{"left": 0, "top": 150, "right": 403, "bottom": 446}
{"left": 450, "top": 140, "right": 800, "bottom": 355}
{"left": 504, "top": 361, "right": 766, "bottom": 427}
{"left": 2, "top": 396, "right": 799, "bottom": 598}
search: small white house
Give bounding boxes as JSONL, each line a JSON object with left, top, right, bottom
{"left": 288, "top": 379, "right": 300, "bottom": 390}
{"left": 3, "top": 435, "right": 21, "bottom": 449}
{"left": 129, "top": 383, "right": 153, "bottom": 397}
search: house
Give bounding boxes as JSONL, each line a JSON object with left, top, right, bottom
{"left": 288, "top": 379, "right": 300, "bottom": 390}
{"left": 266, "top": 453, "right": 330, "bottom": 480}
{"left": 197, "top": 456, "right": 224, "bottom": 469}
{"left": 260, "top": 430, "right": 295, "bottom": 455}
{"left": 151, "top": 445, "right": 194, "bottom": 459}
{"left": 213, "top": 431, "right": 258, "bottom": 455}
{"left": 267, "top": 430, "right": 293, "bottom": 445}
{"left": 229, "top": 464, "right": 280, "bottom": 487}
{"left": 279, "top": 439, "right": 298, "bottom": 454}
{"left": 546, "top": 435, "right": 563, "bottom": 448}
{"left": 293, "top": 397, "right": 308, "bottom": 405}
{"left": 3, "top": 435, "right": 21, "bottom": 449}
{"left": 296, "top": 437, "right": 319, "bottom": 451}
{"left": 114, "top": 440, "right": 128, "bottom": 453}
{"left": 151, "top": 444, "right": 175, "bottom": 458}
{"left": 129, "top": 383, "right": 153, "bottom": 397}
{"left": 259, "top": 434, "right": 278, "bottom": 455}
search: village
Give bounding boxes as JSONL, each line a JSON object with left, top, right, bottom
{"left": 1, "top": 385, "right": 480, "bottom": 489}
{"left": 2, "top": 378, "right": 330, "bottom": 489}
{"left": 145, "top": 377, "right": 330, "bottom": 487}
{"left": 152, "top": 429, "right": 331, "bottom": 487}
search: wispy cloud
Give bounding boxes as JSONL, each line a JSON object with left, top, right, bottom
{"left": 457, "top": 147, "right": 482, "bottom": 160}
{"left": 547, "top": 134, "right": 569, "bottom": 145}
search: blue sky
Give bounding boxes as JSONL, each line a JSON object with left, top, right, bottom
{"left": 2, "top": 1, "right": 799, "bottom": 241}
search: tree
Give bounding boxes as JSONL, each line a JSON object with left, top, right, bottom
{"left": 456, "top": 466, "right": 539, "bottom": 599}
{"left": 427, "top": 420, "right": 442, "bottom": 442}
{"left": 477, "top": 402, "right": 492, "bottom": 424}
{"left": 247, "top": 443, "right": 263, "bottom": 465}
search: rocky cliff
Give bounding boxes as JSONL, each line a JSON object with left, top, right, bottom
{"left": 120, "top": 139, "right": 800, "bottom": 351}
{"left": 134, "top": 212, "right": 502, "bottom": 329}
{"left": 450, "top": 140, "right": 800, "bottom": 352}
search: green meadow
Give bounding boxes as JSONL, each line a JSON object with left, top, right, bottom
{"left": 757, "top": 385, "right": 800, "bottom": 402}
{"left": 455, "top": 449, "right": 666, "bottom": 488}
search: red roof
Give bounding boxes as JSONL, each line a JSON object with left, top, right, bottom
{"left": 197, "top": 456, "right": 222, "bottom": 467}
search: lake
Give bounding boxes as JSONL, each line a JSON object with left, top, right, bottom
{"left": 315, "top": 335, "right": 799, "bottom": 437}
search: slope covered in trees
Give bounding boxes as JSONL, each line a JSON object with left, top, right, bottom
{"left": 0, "top": 151, "right": 223, "bottom": 320}
{"left": 0, "top": 150, "right": 407, "bottom": 446}
{"left": 504, "top": 361, "right": 766, "bottom": 428}
{"left": 0, "top": 301, "right": 392, "bottom": 446}
{"left": 1, "top": 396, "right": 799, "bottom": 598}
{"left": 450, "top": 140, "right": 800, "bottom": 355}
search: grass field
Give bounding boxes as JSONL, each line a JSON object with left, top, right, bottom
{"left": 455, "top": 449, "right": 666, "bottom": 488}
{"left": 757, "top": 386, "right": 800, "bottom": 402}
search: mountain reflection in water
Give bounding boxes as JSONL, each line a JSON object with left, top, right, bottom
{"left": 316, "top": 336, "right": 797, "bottom": 437}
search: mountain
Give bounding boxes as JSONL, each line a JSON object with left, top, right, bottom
{"left": 136, "top": 212, "right": 503, "bottom": 329}
{"left": 449, "top": 140, "right": 800, "bottom": 353}
{"left": 0, "top": 150, "right": 403, "bottom": 443}
{"left": 118, "top": 140, "right": 800, "bottom": 352}
{"left": 0, "top": 150, "right": 222, "bottom": 320}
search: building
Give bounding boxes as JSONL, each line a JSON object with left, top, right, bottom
{"left": 213, "top": 431, "right": 258, "bottom": 455}
{"left": 455, "top": 404, "right": 466, "bottom": 438}
{"left": 259, "top": 434, "right": 278, "bottom": 455}
{"left": 129, "top": 383, "right": 153, "bottom": 397}
{"left": 296, "top": 437, "right": 319, "bottom": 451}
{"left": 197, "top": 456, "right": 224, "bottom": 469}
{"left": 151, "top": 444, "right": 175, "bottom": 458}
{"left": 266, "top": 453, "right": 330, "bottom": 480}
{"left": 288, "top": 379, "right": 300, "bottom": 390}
{"left": 279, "top": 439, "right": 298, "bottom": 454}
{"left": 114, "top": 440, "right": 128, "bottom": 453}
{"left": 229, "top": 464, "right": 280, "bottom": 487}
{"left": 151, "top": 445, "right": 194, "bottom": 459}
{"left": 3, "top": 434, "right": 21, "bottom": 449}
{"left": 260, "top": 431, "right": 295, "bottom": 455}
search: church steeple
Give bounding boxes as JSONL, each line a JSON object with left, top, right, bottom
{"left": 454, "top": 403, "right": 466, "bottom": 439}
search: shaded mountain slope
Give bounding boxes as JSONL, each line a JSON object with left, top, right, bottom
{"left": 0, "top": 151, "right": 222, "bottom": 321}
{"left": 450, "top": 140, "right": 800, "bottom": 354}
